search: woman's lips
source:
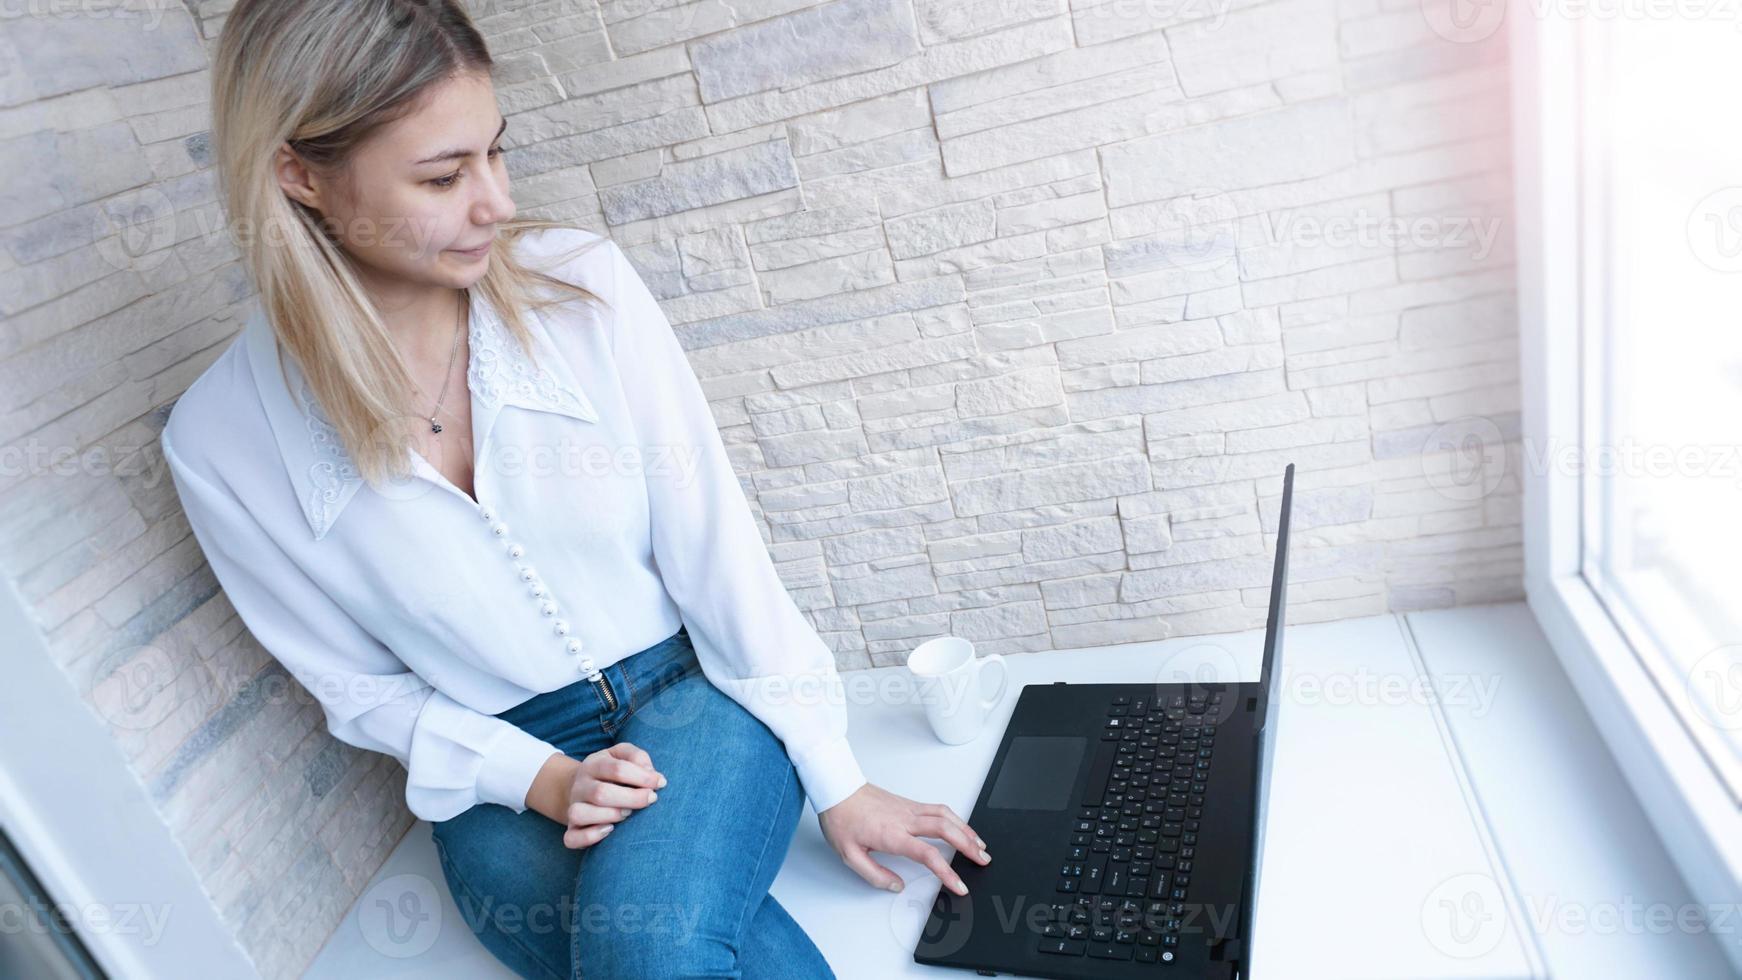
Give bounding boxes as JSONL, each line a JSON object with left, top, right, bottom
{"left": 451, "top": 240, "right": 492, "bottom": 258}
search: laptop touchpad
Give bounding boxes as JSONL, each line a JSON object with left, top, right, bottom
{"left": 986, "top": 735, "right": 1087, "bottom": 810}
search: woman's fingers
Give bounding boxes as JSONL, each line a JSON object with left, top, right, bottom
{"left": 607, "top": 740, "right": 651, "bottom": 766}
{"left": 605, "top": 742, "right": 663, "bottom": 783}
{"left": 815, "top": 788, "right": 980, "bottom": 895}
{"left": 903, "top": 838, "right": 969, "bottom": 896}
{"left": 588, "top": 744, "right": 663, "bottom": 792}
{"left": 924, "top": 803, "right": 986, "bottom": 852}
{"left": 559, "top": 743, "right": 667, "bottom": 851}
{"left": 578, "top": 778, "right": 658, "bottom": 810}
{"left": 602, "top": 755, "right": 662, "bottom": 790}
{"left": 565, "top": 800, "right": 633, "bottom": 827}
{"left": 839, "top": 844, "right": 904, "bottom": 892}
{"left": 848, "top": 838, "right": 965, "bottom": 896}
{"left": 912, "top": 813, "right": 990, "bottom": 866}
{"left": 561, "top": 822, "right": 616, "bottom": 850}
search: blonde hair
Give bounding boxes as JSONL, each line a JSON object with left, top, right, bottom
{"left": 209, "top": 0, "right": 607, "bottom": 485}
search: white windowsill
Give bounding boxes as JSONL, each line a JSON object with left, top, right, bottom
{"left": 306, "top": 602, "right": 1733, "bottom": 978}
{"left": 1526, "top": 573, "right": 1742, "bottom": 974}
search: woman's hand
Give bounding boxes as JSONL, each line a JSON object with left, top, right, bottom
{"left": 816, "top": 783, "right": 991, "bottom": 896}
{"left": 560, "top": 742, "right": 666, "bottom": 850}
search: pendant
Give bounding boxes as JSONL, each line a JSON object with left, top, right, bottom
{"left": 430, "top": 419, "right": 443, "bottom": 434}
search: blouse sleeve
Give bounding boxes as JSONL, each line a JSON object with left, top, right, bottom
{"left": 161, "top": 428, "right": 564, "bottom": 823}
{"left": 604, "top": 240, "right": 870, "bottom": 815}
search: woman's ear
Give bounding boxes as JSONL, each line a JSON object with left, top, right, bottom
{"left": 274, "top": 142, "right": 324, "bottom": 212}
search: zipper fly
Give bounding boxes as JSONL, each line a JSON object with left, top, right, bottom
{"left": 590, "top": 668, "right": 618, "bottom": 711}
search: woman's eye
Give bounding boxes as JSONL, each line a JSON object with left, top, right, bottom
{"left": 430, "top": 147, "right": 505, "bottom": 189}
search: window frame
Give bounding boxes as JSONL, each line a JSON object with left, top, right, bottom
{"left": 0, "top": 580, "right": 252, "bottom": 975}
{"left": 1512, "top": 8, "right": 1742, "bottom": 969}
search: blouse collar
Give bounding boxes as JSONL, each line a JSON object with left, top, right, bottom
{"left": 243, "top": 285, "right": 600, "bottom": 541}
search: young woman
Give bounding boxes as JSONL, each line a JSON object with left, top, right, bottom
{"left": 165, "top": 1, "right": 991, "bottom": 975}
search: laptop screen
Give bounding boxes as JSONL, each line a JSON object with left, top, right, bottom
{"left": 1243, "top": 463, "right": 1293, "bottom": 966}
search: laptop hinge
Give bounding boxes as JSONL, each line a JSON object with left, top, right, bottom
{"left": 1208, "top": 935, "right": 1244, "bottom": 978}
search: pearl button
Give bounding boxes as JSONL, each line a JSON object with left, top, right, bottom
{"left": 553, "top": 619, "right": 570, "bottom": 636}
{"left": 479, "top": 504, "right": 495, "bottom": 521}
{"left": 566, "top": 639, "right": 585, "bottom": 655}
{"left": 507, "top": 543, "right": 525, "bottom": 559}
{"left": 518, "top": 566, "right": 537, "bottom": 582}
{"left": 530, "top": 583, "right": 548, "bottom": 599}
{"left": 491, "top": 521, "right": 509, "bottom": 538}
{"left": 539, "top": 600, "right": 559, "bottom": 617}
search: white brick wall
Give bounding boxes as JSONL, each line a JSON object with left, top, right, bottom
{"left": 0, "top": 0, "right": 1519, "bottom": 975}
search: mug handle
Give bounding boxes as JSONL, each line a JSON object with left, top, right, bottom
{"left": 976, "top": 654, "right": 1009, "bottom": 712}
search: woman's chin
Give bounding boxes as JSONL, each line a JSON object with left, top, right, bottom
{"left": 439, "top": 253, "right": 490, "bottom": 285}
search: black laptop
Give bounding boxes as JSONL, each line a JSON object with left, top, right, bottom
{"left": 913, "top": 463, "right": 1294, "bottom": 979}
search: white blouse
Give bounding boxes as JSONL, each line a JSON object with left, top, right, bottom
{"left": 160, "top": 227, "right": 868, "bottom": 823}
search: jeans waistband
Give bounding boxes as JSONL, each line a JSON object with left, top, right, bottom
{"left": 494, "top": 625, "right": 692, "bottom": 744}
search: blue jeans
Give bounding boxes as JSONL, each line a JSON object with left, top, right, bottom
{"left": 430, "top": 627, "right": 836, "bottom": 979}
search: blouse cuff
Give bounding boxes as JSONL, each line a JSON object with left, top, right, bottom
{"left": 475, "top": 724, "right": 566, "bottom": 815}
{"left": 405, "top": 693, "right": 563, "bottom": 821}
{"left": 787, "top": 734, "right": 868, "bottom": 815}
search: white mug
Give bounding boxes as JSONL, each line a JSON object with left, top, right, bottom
{"left": 906, "top": 636, "right": 1010, "bottom": 744}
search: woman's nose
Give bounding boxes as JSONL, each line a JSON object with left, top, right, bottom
{"left": 474, "top": 166, "right": 516, "bottom": 225}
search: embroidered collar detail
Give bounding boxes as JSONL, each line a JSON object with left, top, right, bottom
{"left": 244, "top": 286, "right": 600, "bottom": 541}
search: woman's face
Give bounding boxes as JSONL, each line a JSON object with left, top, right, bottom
{"left": 279, "top": 70, "right": 516, "bottom": 294}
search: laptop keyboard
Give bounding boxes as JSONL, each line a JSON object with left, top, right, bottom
{"left": 1037, "top": 691, "right": 1224, "bottom": 965}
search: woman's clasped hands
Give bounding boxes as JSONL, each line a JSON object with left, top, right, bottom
{"left": 560, "top": 742, "right": 666, "bottom": 849}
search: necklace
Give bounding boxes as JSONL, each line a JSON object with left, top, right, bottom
{"left": 427, "top": 290, "right": 466, "bottom": 434}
